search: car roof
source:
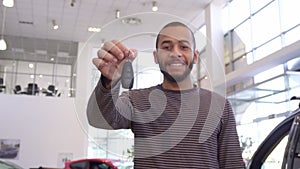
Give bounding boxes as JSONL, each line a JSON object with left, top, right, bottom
{"left": 66, "top": 158, "right": 122, "bottom": 163}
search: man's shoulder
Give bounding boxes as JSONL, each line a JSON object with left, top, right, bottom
{"left": 198, "top": 87, "right": 228, "bottom": 101}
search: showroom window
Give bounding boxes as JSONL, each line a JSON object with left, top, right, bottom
{"left": 223, "top": 0, "right": 300, "bottom": 166}
{"left": 223, "top": 0, "right": 300, "bottom": 73}
{"left": 0, "top": 36, "right": 78, "bottom": 97}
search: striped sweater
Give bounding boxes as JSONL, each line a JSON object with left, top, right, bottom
{"left": 87, "top": 78, "right": 245, "bottom": 169}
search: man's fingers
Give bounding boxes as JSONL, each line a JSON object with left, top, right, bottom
{"left": 128, "top": 49, "right": 138, "bottom": 62}
{"left": 102, "top": 40, "right": 129, "bottom": 60}
{"left": 92, "top": 58, "right": 107, "bottom": 71}
{"left": 112, "top": 40, "right": 130, "bottom": 56}
{"left": 97, "top": 49, "right": 118, "bottom": 63}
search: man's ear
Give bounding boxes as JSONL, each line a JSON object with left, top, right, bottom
{"left": 193, "top": 50, "right": 199, "bottom": 64}
{"left": 153, "top": 50, "right": 158, "bottom": 64}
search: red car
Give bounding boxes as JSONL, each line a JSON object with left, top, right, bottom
{"left": 64, "top": 158, "right": 133, "bottom": 169}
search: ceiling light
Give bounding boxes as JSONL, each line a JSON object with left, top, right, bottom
{"left": 115, "top": 10, "right": 120, "bottom": 19}
{"left": 0, "top": 7, "right": 7, "bottom": 50}
{"left": 0, "top": 39, "right": 7, "bottom": 50}
{"left": 121, "top": 17, "right": 142, "bottom": 25}
{"left": 28, "top": 63, "right": 34, "bottom": 68}
{"left": 3, "top": 0, "right": 14, "bottom": 7}
{"left": 70, "top": 0, "right": 75, "bottom": 7}
{"left": 152, "top": 1, "right": 158, "bottom": 12}
{"left": 52, "top": 20, "right": 59, "bottom": 30}
{"left": 50, "top": 58, "right": 54, "bottom": 61}
{"left": 88, "top": 27, "right": 101, "bottom": 32}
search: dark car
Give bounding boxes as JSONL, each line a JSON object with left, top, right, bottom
{"left": 0, "top": 147, "right": 19, "bottom": 159}
{"left": 247, "top": 98, "right": 300, "bottom": 169}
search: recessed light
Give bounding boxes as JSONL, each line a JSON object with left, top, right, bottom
{"left": 53, "top": 25, "right": 59, "bottom": 30}
{"left": 121, "top": 17, "right": 142, "bottom": 25}
{"left": 88, "top": 27, "right": 101, "bottom": 32}
{"left": 50, "top": 58, "right": 54, "bottom": 61}
{"left": 3, "top": 0, "right": 14, "bottom": 7}
{"left": 28, "top": 63, "right": 34, "bottom": 68}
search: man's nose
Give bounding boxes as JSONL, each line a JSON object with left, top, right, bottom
{"left": 170, "top": 46, "right": 183, "bottom": 57}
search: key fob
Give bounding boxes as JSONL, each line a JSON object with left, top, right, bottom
{"left": 121, "top": 60, "right": 134, "bottom": 89}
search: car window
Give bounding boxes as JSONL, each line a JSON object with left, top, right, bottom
{"left": 89, "top": 161, "right": 112, "bottom": 169}
{"left": 261, "top": 135, "right": 288, "bottom": 169}
{"left": 70, "top": 161, "right": 88, "bottom": 169}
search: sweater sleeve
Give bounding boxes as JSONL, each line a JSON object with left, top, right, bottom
{"left": 218, "top": 100, "right": 245, "bottom": 169}
{"left": 86, "top": 76, "right": 133, "bottom": 129}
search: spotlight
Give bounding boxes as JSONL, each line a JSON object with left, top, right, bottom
{"left": 70, "top": 0, "right": 75, "bottom": 7}
{"left": 0, "top": 7, "right": 7, "bottom": 50}
{"left": 52, "top": 20, "right": 59, "bottom": 30}
{"left": 152, "top": 1, "right": 158, "bottom": 12}
{"left": 115, "top": 10, "right": 120, "bottom": 19}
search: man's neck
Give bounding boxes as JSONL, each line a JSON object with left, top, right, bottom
{"left": 162, "top": 78, "right": 194, "bottom": 91}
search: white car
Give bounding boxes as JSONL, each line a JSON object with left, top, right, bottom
{"left": 0, "top": 160, "right": 23, "bottom": 169}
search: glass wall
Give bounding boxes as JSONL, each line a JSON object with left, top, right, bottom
{"left": 0, "top": 36, "right": 78, "bottom": 97}
{"left": 222, "top": 0, "right": 300, "bottom": 166}
{"left": 0, "top": 59, "right": 74, "bottom": 97}
{"left": 223, "top": 0, "right": 300, "bottom": 73}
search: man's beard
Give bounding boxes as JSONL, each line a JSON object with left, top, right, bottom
{"left": 159, "top": 62, "right": 193, "bottom": 83}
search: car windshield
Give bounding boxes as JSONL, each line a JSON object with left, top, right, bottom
{"left": 0, "top": 160, "right": 23, "bottom": 169}
{"left": 111, "top": 161, "right": 133, "bottom": 169}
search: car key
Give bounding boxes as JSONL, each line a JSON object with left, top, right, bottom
{"left": 121, "top": 56, "right": 134, "bottom": 89}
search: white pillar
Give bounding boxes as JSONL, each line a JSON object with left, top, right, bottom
{"left": 74, "top": 42, "right": 95, "bottom": 157}
{"left": 204, "top": 2, "right": 226, "bottom": 96}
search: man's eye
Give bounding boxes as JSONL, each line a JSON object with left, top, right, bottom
{"left": 162, "top": 46, "right": 172, "bottom": 50}
{"left": 181, "top": 46, "right": 190, "bottom": 50}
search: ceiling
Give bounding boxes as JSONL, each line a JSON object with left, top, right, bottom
{"left": 0, "top": 0, "right": 227, "bottom": 64}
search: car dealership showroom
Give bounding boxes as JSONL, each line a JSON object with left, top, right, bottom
{"left": 0, "top": 0, "right": 300, "bottom": 169}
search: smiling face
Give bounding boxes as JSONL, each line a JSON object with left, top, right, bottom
{"left": 154, "top": 24, "right": 198, "bottom": 83}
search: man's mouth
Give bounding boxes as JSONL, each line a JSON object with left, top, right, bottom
{"left": 167, "top": 59, "right": 186, "bottom": 66}
{"left": 169, "top": 63, "right": 185, "bottom": 66}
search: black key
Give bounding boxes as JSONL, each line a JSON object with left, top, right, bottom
{"left": 121, "top": 60, "right": 134, "bottom": 89}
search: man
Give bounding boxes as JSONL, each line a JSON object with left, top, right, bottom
{"left": 87, "top": 22, "right": 244, "bottom": 168}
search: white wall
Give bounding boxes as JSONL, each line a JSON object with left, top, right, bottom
{"left": 0, "top": 94, "right": 87, "bottom": 169}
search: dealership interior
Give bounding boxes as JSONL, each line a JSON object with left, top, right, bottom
{"left": 0, "top": 0, "right": 300, "bottom": 168}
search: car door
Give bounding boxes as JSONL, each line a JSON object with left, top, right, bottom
{"left": 247, "top": 108, "right": 300, "bottom": 169}
{"left": 281, "top": 113, "right": 300, "bottom": 169}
